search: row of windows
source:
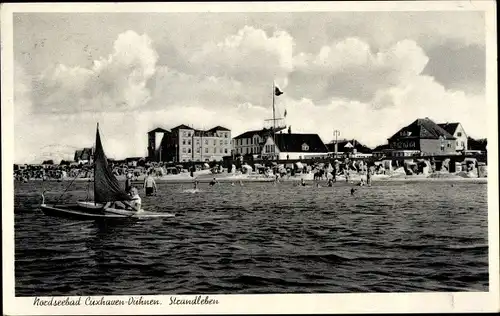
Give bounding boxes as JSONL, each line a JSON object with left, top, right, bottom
{"left": 235, "top": 137, "right": 260, "bottom": 146}
{"left": 264, "top": 144, "right": 275, "bottom": 153}
{"left": 182, "top": 147, "right": 228, "bottom": 154}
{"left": 456, "top": 141, "right": 465, "bottom": 147}
{"left": 236, "top": 147, "right": 260, "bottom": 154}
{"left": 182, "top": 131, "right": 230, "bottom": 138}
{"left": 182, "top": 139, "right": 230, "bottom": 146}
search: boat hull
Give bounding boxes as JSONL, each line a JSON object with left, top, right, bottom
{"left": 40, "top": 204, "right": 174, "bottom": 220}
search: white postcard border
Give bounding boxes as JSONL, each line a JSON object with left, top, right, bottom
{"left": 2, "top": 1, "right": 498, "bottom": 315}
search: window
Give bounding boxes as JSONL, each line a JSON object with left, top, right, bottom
{"left": 188, "top": 140, "right": 191, "bottom": 145}
{"left": 224, "top": 148, "right": 228, "bottom": 154}
{"left": 457, "top": 132, "right": 462, "bottom": 137}
{"left": 205, "top": 148, "right": 208, "bottom": 153}
{"left": 182, "top": 148, "right": 186, "bottom": 153}
{"left": 224, "top": 133, "right": 228, "bottom": 138}
{"left": 182, "top": 140, "right": 186, "bottom": 145}
{"left": 225, "top": 140, "right": 228, "bottom": 145}
{"left": 187, "top": 133, "right": 190, "bottom": 137}
{"left": 462, "top": 141, "right": 465, "bottom": 147}
{"left": 196, "top": 148, "right": 200, "bottom": 153}
{"left": 447, "top": 143, "right": 451, "bottom": 148}
{"left": 188, "top": 148, "right": 191, "bottom": 153}
{"left": 205, "top": 140, "right": 208, "bottom": 145}
{"left": 183, "top": 132, "right": 187, "bottom": 137}
{"left": 196, "top": 139, "right": 200, "bottom": 144}
{"left": 220, "top": 140, "right": 223, "bottom": 145}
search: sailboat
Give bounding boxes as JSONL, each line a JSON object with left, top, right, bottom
{"left": 40, "top": 124, "right": 174, "bottom": 220}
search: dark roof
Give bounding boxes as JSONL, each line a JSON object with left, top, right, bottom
{"left": 148, "top": 127, "right": 170, "bottom": 134}
{"left": 272, "top": 133, "right": 328, "bottom": 153}
{"left": 467, "top": 137, "right": 487, "bottom": 151}
{"left": 234, "top": 127, "right": 286, "bottom": 139}
{"left": 389, "top": 118, "right": 455, "bottom": 140}
{"left": 171, "top": 124, "right": 193, "bottom": 130}
{"left": 372, "top": 144, "right": 390, "bottom": 152}
{"left": 325, "top": 139, "right": 372, "bottom": 153}
{"left": 437, "top": 123, "right": 460, "bottom": 135}
{"left": 74, "top": 147, "right": 93, "bottom": 161}
{"left": 207, "top": 125, "right": 231, "bottom": 132}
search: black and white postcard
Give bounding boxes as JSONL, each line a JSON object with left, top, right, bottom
{"left": 1, "top": 1, "right": 498, "bottom": 314}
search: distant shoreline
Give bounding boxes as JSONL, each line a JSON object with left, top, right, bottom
{"left": 18, "top": 175, "right": 487, "bottom": 184}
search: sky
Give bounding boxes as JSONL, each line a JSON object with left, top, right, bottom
{"left": 12, "top": 10, "right": 488, "bottom": 164}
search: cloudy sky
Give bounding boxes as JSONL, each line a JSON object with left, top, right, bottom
{"left": 13, "top": 9, "right": 488, "bottom": 163}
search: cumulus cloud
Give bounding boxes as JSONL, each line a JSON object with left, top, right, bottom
{"left": 289, "top": 38, "right": 429, "bottom": 103}
{"left": 189, "top": 26, "right": 294, "bottom": 88}
{"left": 31, "top": 30, "right": 158, "bottom": 113}
{"left": 13, "top": 24, "right": 488, "bottom": 164}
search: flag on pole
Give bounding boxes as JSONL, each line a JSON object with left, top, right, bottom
{"left": 275, "top": 86, "right": 283, "bottom": 96}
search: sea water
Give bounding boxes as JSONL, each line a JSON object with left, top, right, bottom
{"left": 14, "top": 180, "right": 488, "bottom": 295}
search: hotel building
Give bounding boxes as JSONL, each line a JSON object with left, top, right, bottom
{"left": 147, "top": 125, "right": 232, "bottom": 162}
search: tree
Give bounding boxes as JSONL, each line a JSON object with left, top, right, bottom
{"left": 42, "top": 160, "right": 54, "bottom": 165}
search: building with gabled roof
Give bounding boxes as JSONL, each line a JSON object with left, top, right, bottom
{"left": 73, "top": 147, "right": 93, "bottom": 163}
{"left": 388, "top": 117, "right": 457, "bottom": 157}
{"left": 233, "top": 126, "right": 287, "bottom": 157}
{"left": 260, "top": 130, "right": 329, "bottom": 160}
{"left": 438, "top": 122, "right": 468, "bottom": 152}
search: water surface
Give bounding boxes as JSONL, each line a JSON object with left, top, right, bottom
{"left": 14, "top": 180, "right": 489, "bottom": 295}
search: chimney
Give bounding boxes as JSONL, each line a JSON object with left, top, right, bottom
{"left": 288, "top": 126, "right": 291, "bottom": 134}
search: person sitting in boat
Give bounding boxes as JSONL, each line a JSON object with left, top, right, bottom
{"left": 209, "top": 177, "right": 218, "bottom": 186}
{"left": 144, "top": 171, "right": 157, "bottom": 196}
{"left": 105, "top": 187, "right": 142, "bottom": 212}
{"left": 128, "top": 187, "right": 142, "bottom": 212}
{"left": 301, "top": 178, "right": 306, "bottom": 186}
{"left": 193, "top": 180, "right": 199, "bottom": 190}
{"left": 125, "top": 172, "right": 133, "bottom": 193}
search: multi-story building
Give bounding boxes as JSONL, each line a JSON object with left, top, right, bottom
{"left": 438, "top": 122, "right": 468, "bottom": 153}
{"left": 387, "top": 118, "right": 457, "bottom": 157}
{"left": 233, "top": 127, "right": 286, "bottom": 157}
{"left": 147, "top": 128, "right": 170, "bottom": 161}
{"left": 147, "top": 125, "right": 232, "bottom": 162}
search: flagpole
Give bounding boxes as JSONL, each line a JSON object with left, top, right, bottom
{"left": 272, "top": 81, "right": 276, "bottom": 160}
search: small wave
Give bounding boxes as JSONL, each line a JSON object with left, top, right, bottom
{"left": 295, "top": 252, "right": 384, "bottom": 263}
{"left": 182, "top": 189, "right": 202, "bottom": 193}
{"left": 446, "top": 244, "right": 488, "bottom": 250}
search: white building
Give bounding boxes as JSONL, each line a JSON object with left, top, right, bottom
{"left": 232, "top": 127, "right": 286, "bottom": 157}
{"left": 260, "top": 132, "right": 329, "bottom": 160}
{"left": 438, "top": 122, "right": 468, "bottom": 153}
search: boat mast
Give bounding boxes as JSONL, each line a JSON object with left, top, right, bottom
{"left": 94, "top": 122, "right": 98, "bottom": 205}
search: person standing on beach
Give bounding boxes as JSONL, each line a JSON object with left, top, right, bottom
{"left": 366, "top": 166, "right": 372, "bottom": 186}
{"left": 144, "top": 171, "right": 157, "bottom": 196}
